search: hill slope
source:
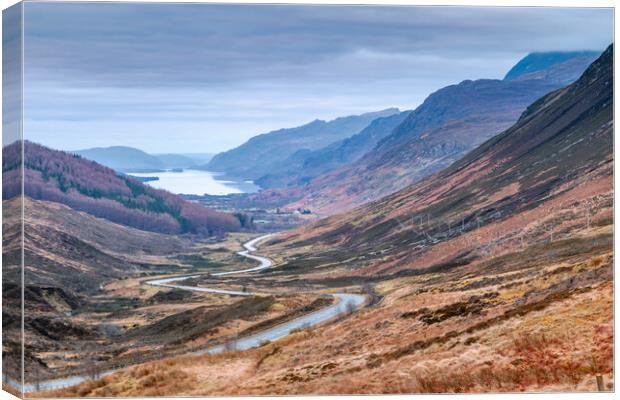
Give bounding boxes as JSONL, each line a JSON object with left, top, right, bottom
{"left": 3, "top": 142, "right": 242, "bottom": 234}
{"left": 503, "top": 50, "right": 600, "bottom": 82}
{"left": 205, "top": 108, "right": 400, "bottom": 180}
{"left": 256, "top": 110, "right": 411, "bottom": 188}
{"left": 283, "top": 50, "right": 601, "bottom": 215}
{"left": 269, "top": 44, "right": 612, "bottom": 276}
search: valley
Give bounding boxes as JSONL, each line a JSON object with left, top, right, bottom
{"left": 7, "top": 233, "right": 365, "bottom": 393}
{"left": 3, "top": 199, "right": 361, "bottom": 393}
{"left": 2, "top": 28, "right": 613, "bottom": 397}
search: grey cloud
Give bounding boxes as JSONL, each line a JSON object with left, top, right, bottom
{"left": 19, "top": 3, "right": 613, "bottom": 153}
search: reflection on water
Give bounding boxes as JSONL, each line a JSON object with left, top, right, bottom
{"left": 128, "top": 169, "right": 258, "bottom": 195}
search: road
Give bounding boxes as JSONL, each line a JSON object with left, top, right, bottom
{"left": 9, "top": 234, "right": 365, "bottom": 393}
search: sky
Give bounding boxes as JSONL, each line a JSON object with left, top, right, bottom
{"left": 17, "top": 3, "right": 613, "bottom": 153}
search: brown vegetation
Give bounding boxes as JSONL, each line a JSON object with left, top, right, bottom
{"left": 3, "top": 141, "right": 242, "bottom": 234}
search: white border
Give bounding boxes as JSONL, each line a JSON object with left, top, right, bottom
{"left": 0, "top": 1, "right": 616, "bottom": 400}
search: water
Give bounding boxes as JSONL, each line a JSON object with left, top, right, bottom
{"left": 127, "top": 169, "right": 258, "bottom": 195}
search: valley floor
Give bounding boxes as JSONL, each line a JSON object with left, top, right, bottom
{"left": 34, "top": 220, "right": 613, "bottom": 396}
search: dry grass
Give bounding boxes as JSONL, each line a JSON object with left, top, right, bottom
{"left": 36, "top": 362, "right": 199, "bottom": 398}
{"left": 410, "top": 328, "right": 613, "bottom": 393}
{"left": 28, "top": 196, "right": 613, "bottom": 397}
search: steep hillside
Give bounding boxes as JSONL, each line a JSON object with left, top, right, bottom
{"left": 205, "top": 108, "right": 399, "bottom": 180}
{"left": 256, "top": 110, "right": 411, "bottom": 188}
{"left": 284, "top": 50, "right": 601, "bottom": 215}
{"left": 3, "top": 142, "right": 242, "bottom": 234}
{"left": 503, "top": 50, "right": 600, "bottom": 82}
{"left": 269, "top": 44, "right": 612, "bottom": 277}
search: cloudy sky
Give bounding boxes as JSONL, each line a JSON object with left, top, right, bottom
{"left": 21, "top": 3, "right": 613, "bottom": 153}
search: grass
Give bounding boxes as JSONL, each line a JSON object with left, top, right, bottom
{"left": 411, "top": 329, "right": 613, "bottom": 393}
{"left": 174, "top": 254, "right": 225, "bottom": 269}
{"left": 27, "top": 204, "right": 613, "bottom": 397}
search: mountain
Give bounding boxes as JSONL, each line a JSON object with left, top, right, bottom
{"left": 73, "top": 147, "right": 213, "bottom": 172}
{"left": 3, "top": 142, "right": 242, "bottom": 234}
{"left": 267, "top": 44, "right": 613, "bottom": 277}
{"left": 161, "top": 152, "right": 215, "bottom": 166}
{"left": 281, "top": 50, "right": 602, "bottom": 215}
{"left": 204, "top": 108, "right": 400, "bottom": 180}
{"left": 73, "top": 146, "right": 165, "bottom": 172}
{"left": 255, "top": 110, "right": 411, "bottom": 188}
{"left": 503, "top": 50, "right": 601, "bottom": 83}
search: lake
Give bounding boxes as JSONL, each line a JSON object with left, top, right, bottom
{"left": 128, "top": 169, "right": 259, "bottom": 196}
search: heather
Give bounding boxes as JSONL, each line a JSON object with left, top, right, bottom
{"left": 2, "top": 141, "right": 241, "bottom": 234}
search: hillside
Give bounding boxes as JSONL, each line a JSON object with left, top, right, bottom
{"left": 503, "top": 50, "right": 600, "bottom": 82}
{"left": 255, "top": 110, "right": 411, "bottom": 188}
{"left": 282, "top": 50, "right": 601, "bottom": 215}
{"left": 205, "top": 108, "right": 400, "bottom": 180}
{"left": 74, "top": 146, "right": 210, "bottom": 172}
{"left": 269, "top": 44, "right": 612, "bottom": 276}
{"left": 2, "top": 195, "right": 226, "bottom": 382}
{"left": 3, "top": 142, "right": 242, "bottom": 234}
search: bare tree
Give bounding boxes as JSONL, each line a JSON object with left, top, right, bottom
{"left": 224, "top": 333, "right": 239, "bottom": 352}
{"left": 85, "top": 360, "right": 103, "bottom": 381}
{"left": 33, "top": 368, "right": 40, "bottom": 392}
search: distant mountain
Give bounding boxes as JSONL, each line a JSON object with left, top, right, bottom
{"left": 74, "top": 146, "right": 164, "bottom": 172}
{"left": 255, "top": 110, "right": 411, "bottom": 189}
{"left": 153, "top": 153, "right": 214, "bottom": 169}
{"left": 270, "top": 44, "right": 613, "bottom": 276}
{"left": 503, "top": 50, "right": 600, "bottom": 83}
{"left": 282, "top": 49, "right": 601, "bottom": 215}
{"left": 173, "top": 153, "right": 215, "bottom": 164}
{"left": 74, "top": 146, "right": 213, "bottom": 172}
{"left": 204, "top": 108, "right": 400, "bottom": 180}
{"left": 3, "top": 142, "right": 242, "bottom": 234}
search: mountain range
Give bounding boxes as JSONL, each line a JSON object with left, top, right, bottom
{"left": 73, "top": 146, "right": 214, "bottom": 173}
{"left": 255, "top": 110, "right": 412, "bottom": 188}
{"left": 263, "top": 49, "right": 601, "bottom": 214}
{"left": 204, "top": 108, "right": 400, "bottom": 179}
{"left": 265, "top": 44, "right": 613, "bottom": 276}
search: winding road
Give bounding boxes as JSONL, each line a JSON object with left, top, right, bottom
{"left": 10, "top": 234, "right": 366, "bottom": 393}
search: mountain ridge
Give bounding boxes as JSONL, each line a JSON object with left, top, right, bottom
{"left": 266, "top": 44, "right": 613, "bottom": 277}
{"left": 503, "top": 50, "right": 601, "bottom": 82}
{"left": 205, "top": 108, "right": 400, "bottom": 180}
{"left": 255, "top": 110, "right": 412, "bottom": 188}
{"left": 73, "top": 146, "right": 214, "bottom": 172}
{"left": 279, "top": 50, "right": 602, "bottom": 214}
